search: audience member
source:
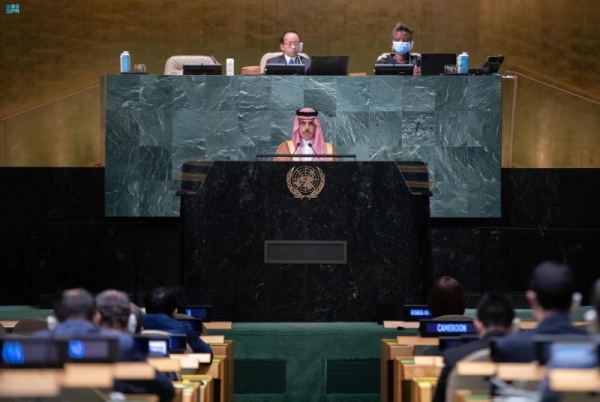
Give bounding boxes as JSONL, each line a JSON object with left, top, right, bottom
{"left": 143, "top": 286, "right": 213, "bottom": 358}
{"left": 130, "top": 302, "right": 143, "bottom": 334}
{"left": 433, "top": 292, "right": 515, "bottom": 402}
{"left": 428, "top": 276, "right": 467, "bottom": 318}
{"left": 493, "top": 261, "right": 587, "bottom": 363}
{"left": 95, "top": 289, "right": 175, "bottom": 401}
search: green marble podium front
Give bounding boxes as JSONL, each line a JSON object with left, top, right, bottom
{"left": 102, "top": 74, "right": 501, "bottom": 218}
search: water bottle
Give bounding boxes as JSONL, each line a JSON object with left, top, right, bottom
{"left": 457, "top": 52, "right": 469, "bottom": 74}
{"left": 226, "top": 58, "right": 235, "bottom": 76}
{"left": 120, "top": 51, "right": 130, "bottom": 73}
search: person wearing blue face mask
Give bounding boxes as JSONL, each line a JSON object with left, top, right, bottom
{"left": 376, "top": 22, "right": 421, "bottom": 76}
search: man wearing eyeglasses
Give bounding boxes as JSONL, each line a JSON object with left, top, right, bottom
{"left": 266, "top": 30, "right": 311, "bottom": 73}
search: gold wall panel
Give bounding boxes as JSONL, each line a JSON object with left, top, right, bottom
{"left": 0, "top": 87, "right": 101, "bottom": 166}
{"left": 0, "top": 0, "right": 599, "bottom": 166}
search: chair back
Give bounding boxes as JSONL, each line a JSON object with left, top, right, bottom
{"left": 260, "top": 52, "right": 309, "bottom": 74}
{"left": 0, "top": 322, "right": 6, "bottom": 336}
{"left": 445, "top": 348, "right": 491, "bottom": 402}
{"left": 164, "top": 56, "right": 217, "bottom": 75}
{"left": 11, "top": 317, "right": 48, "bottom": 335}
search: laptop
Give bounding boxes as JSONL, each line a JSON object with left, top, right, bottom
{"left": 309, "top": 56, "right": 349, "bottom": 76}
{"left": 420, "top": 53, "right": 457, "bottom": 76}
{"left": 264, "top": 63, "right": 306, "bottom": 76}
{"left": 182, "top": 64, "right": 222, "bottom": 75}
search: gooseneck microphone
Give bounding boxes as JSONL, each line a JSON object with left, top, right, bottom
{"left": 308, "top": 143, "right": 315, "bottom": 153}
{"left": 292, "top": 142, "right": 301, "bottom": 155}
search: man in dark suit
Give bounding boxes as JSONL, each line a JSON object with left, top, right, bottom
{"left": 433, "top": 292, "right": 515, "bottom": 402}
{"left": 265, "top": 30, "right": 311, "bottom": 73}
{"left": 493, "top": 261, "right": 588, "bottom": 363}
{"left": 142, "top": 286, "right": 213, "bottom": 359}
{"left": 34, "top": 288, "right": 175, "bottom": 402}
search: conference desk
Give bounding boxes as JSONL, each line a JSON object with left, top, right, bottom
{"left": 102, "top": 74, "right": 502, "bottom": 219}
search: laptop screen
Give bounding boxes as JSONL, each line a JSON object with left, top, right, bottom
{"left": 182, "top": 64, "right": 222, "bottom": 75}
{"left": 420, "top": 53, "right": 457, "bottom": 76}
{"left": 264, "top": 63, "right": 306, "bottom": 75}
{"left": 309, "top": 56, "right": 349, "bottom": 76}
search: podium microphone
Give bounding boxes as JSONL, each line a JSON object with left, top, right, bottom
{"left": 308, "top": 143, "right": 315, "bottom": 153}
{"left": 292, "top": 142, "right": 301, "bottom": 155}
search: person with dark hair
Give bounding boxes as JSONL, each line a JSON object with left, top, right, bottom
{"left": 433, "top": 292, "right": 515, "bottom": 402}
{"left": 493, "top": 261, "right": 587, "bottom": 363}
{"left": 428, "top": 276, "right": 466, "bottom": 318}
{"left": 95, "top": 290, "right": 175, "bottom": 402}
{"left": 376, "top": 22, "right": 421, "bottom": 75}
{"left": 35, "top": 288, "right": 175, "bottom": 402}
{"left": 143, "top": 286, "right": 213, "bottom": 357}
{"left": 266, "top": 30, "right": 311, "bottom": 73}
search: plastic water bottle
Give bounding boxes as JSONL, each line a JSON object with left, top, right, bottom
{"left": 457, "top": 52, "right": 469, "bottom": 74}
{"left": 120, "top": 51, "right": 130, "bottom": 73}
{"left": 226, "top": 58, "right": 235, "bottom": 76}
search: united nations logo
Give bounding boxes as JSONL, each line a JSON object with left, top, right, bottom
{"left": 286, "top": 166, "right": 325, "bottom": 199}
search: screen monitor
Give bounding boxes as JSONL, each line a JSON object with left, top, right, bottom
{"left": 550, "top": 342, "right": 598, "bottom": 368}
{"left": 167, "top": 334, "right": 188, "bottom": 354}
{"left": 182, "top": 64, "right": 223, "bottom": 75}
{"left": 420, "top": 53, "right": 457, "bottom": 76}
{"left": 419, "top": 320, "right": 477, "bottom": 337}
{"left": 0, "top": 337, "right": 64, "bottom": 368}
{"left": 374, "top": 64, "right": 414, "bottom": 76}
{"left": 264, "top": 63, "right": 306, "bottom": 75}
{"left": 62, "top": 337, "right": 119, "bottom": 363}
{"left": 533, "top": 334, "right": 591, "bottom": 365}
{"left": 133, "top": 334, "right": 170, "bottom": 357}
{"left": 309, "top": 56, "right": 349, "bottom": 76}
{"left": 185, "top": 304, "right": 212, "bottom": 322}
{"left": 402, "top": 305, "right": 432, "bottom": 321}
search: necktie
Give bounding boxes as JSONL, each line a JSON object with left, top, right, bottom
{"left": 289, "top": 58, "right": 295, "bottom": 65}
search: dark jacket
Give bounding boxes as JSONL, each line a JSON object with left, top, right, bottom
{"left": 432, "top": 330, "right": 508, "bottom": 402}
{"left": 142, "top": 313, "right": 213, "bottom": 358}
{"left": 34, "top": 319, "right": 175, "bottom": 402}
{"left": 265, "top": 54, "right": 311, "bottom": 73}
{"left": 493, "top": 314, "right": 588, "bottom": 363}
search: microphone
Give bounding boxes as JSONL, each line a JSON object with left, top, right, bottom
{"left": 292, "top": 142, "right": 301, "bottom": 155}
{"left": 308, "top": 143, "right": 315, "bottom": 153}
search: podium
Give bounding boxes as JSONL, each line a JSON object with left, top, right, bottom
{"left": 180, "top": 161, "right": 431, "bottom": 322}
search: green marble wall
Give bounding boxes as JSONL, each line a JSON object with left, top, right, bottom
{"left": 103, "top": 74, "right": 501, "bottom": 218}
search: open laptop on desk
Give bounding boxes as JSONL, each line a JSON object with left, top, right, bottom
{"left": 264, "top": 63, "right": 306, "bottom": 75}
{"left": 420, "top": 53, "right": 456, "bottom": 75}
{"left": 309, "top": 56, "right": 349, "bottom": 76}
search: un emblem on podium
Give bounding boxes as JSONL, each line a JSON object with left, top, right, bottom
{"left": 286, "top": 166, "right": 325, "bottom": 199}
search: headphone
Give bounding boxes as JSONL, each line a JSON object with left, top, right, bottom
{"left": 47, "top": 315, "right": 57, "bottom": 331}
{"left": 127, "top": 313, "right": 137, "bottom": 334}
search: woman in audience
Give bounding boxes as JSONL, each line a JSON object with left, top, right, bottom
{"left": 428, "top": 276, "right": 467, "bottom": 318}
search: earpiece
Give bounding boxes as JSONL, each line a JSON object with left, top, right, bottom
{"left": 510, "top": 317, "right": 521, "bottom": 333}
{"left": 127, "top": 313, "right": 137, "bottom": 334}
{"left": 570, "top": 292, "right": 582, "bottom": 319}
{"left": 584, "top": 309, "right": 598, "bottom": 334}
{"left": 47, "top": 315, "right": 57, "bottom": 331}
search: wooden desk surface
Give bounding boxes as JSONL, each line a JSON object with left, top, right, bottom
{"left": 396, "top": 336, "right": 438, "bottom": 346}
{"left": 456, "top": 361, "right": 544, "bottom": 381}
{"left": 549, "top": 369, "right": 600, "bottom": 392}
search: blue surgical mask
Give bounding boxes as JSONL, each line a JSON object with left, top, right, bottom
{"left": 392, "top": 41, "right": 413, "bottom": 55}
